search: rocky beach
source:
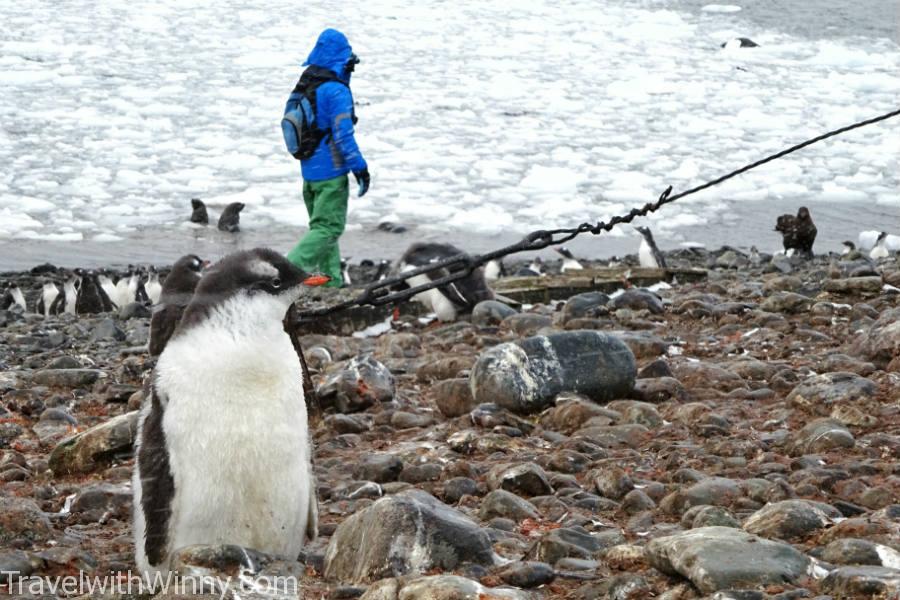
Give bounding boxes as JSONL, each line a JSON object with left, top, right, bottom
{"left": 2, "top": 245, "right": 900, "bottom": 600}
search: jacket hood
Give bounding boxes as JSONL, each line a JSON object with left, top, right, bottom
{"left": 304, "top": 28, "right": 353, "bottom": 81}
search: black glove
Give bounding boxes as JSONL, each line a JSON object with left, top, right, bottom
{"left": 353, "top": 168, "right": 370, "bottom": 198}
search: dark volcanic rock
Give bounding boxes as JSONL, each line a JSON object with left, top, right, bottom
{"left": 497, "top": 561, "right": 555, "bottom": 588}
{"left": 645, "top": 526, "right": 811, "bottom": 594}
{"left": 318, "top": 355, "right": 395, "bottom": 413}
{"left": 821, "top": 538, "right": 900, "bottom": 567}
{"left": 323, "top": 490, "right": 496, "bottom": 583}
{"left": 611, "top": 289, "right": 664, "bottom": 314}
{"left": 470, "top": 331, "right": 636, "bottom": 414}
{"left": 0, "top": 497, "right": 52, "bottom": 545}
{"left": 855, "top": 307, "right": 900, "bottom": 365}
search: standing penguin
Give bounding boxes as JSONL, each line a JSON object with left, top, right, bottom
{"left": 555, "top": 247, "right": 584, "bottom": 273}
{"left": 2, "top": 285, "right": 27, "bottom": 312}
{"left": 98, "top": 271, "right": 119, "bottom": 308}
{"left": 515, "top": 257, "right": 544, "bottom": 277}
{"left": 145, "top": 267, "right": 163, "bottom": 305}
{"left": 217, "top": 202, "right": 244, "bottom": 233}
{"left": 774, "top": 206, "right": 816, "bottom": 258}
{"left": 50, "top": 273, "right": 80, "bottom": 315}
{"left": 396, "top": 242, "right": 494, "bottom": 322}
{"left": 36, "top": 282, "right": 60, "bottom": 317}
{"left": 340, "top": 257, "right": 352, "bottom": 287}
{"left": 189, "top": 199, "right": 209, "bottom": 225}
{"left": 635, "top": 226, "right": 667, "bottom": 268}
{"left": 870, "top": 232, "right": 890, "bottom": 260}
{"left": 75, "top": 270, "right": 115, "bottom": 314}
{"left": 148, "top": 255, "right": 206, "bottom": 356}
{"left": 133, "top": 249, "right": 320, "bottom": 578}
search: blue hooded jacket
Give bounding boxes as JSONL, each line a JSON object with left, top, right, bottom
{"left": 285, "top": 29, "right": 367, "bottom": 182}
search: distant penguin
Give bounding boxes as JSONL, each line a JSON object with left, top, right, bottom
{"left": 76, "top": 270, "right": 115, "bottom": 314}
{"left": 50, "top": 274, "right": 80, "bottom": 315}
{"left": 2, "top": 285, "right": 27, "bottom": 312}
{"left": 842, "top": 241, "right": 856, "bottom": 256}
{"left": 340, "top": 258, "right": 352, "bottom": 287}
{"left": 515, "top": 257, "right": 544, "bottom": 277}
{"left": 134, "top": 268, "right": 151, "bottom": 305}
{"left": 115, "top": 268, "right": 134, "bottom": 307}
{"left": 148, "top": 255, "right": 206, "bottom": 356}
{"left": 397, "top": 243, "right": 494, "bottom": 322}
{"left": 749, "top": 246, "right": 761, "bottom": 266}
{"left": 484, "top": 259, "right": 507, "bottom": 281}
{"left": 217, "top": 202, "right": 244, "bottom": 233}
{"left": 98, "top": 272, "right": 119, "bottom": 308}
{"left": 721, "top": 37, "right": 759, "bottom": 49}
{"left": 374, "top": 259, "right": 391, "bottom": 282}
{"left": 774, "top": 207, "right": 816, "bottom": 258}
{"left": 636, "top": 226, "right": 667, "bottom": 268}
{"left": 133, "top": 248, "right": 319, "bottom": 578}
{"left": 189, "top": 198, "right": 209, "bottom": 225}
{"left": 870, "top": 232, "right": 890, "bottom": 260}
{"left": 145, "top": 268, "right": 162, "bottom": 305}
{"left": 36, "top": 282, "right": 60, "bottom": 317}
{"left": 555, "top": 247, "right": 584, "bottom": 272}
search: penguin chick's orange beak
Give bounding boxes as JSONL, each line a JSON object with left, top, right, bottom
{"left": 303, "top": 274, "right": 331, "bottom": 287}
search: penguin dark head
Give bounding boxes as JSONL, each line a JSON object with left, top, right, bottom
{"left": 555, "top": 247, "right": 575, "bottom": 259}
{"left": 635, "top": 226, "right": 654, "bottom": 241}
{"left": 842, "top": 241, "right": 856, "bottom": 250}
{"left": 179, "top": 249, "right": 326, "bottom": 330}
{"left": 191, "top": 199, "right": 204, "bottom": 210}
{"left": 797, "top": 207, "right": 812, "bottom": 222}
{"left": 877, "top": 232, "right": 888, "bottom": 243}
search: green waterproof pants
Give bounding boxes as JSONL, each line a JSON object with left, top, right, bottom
{"left": 286, "top": 174, "right": 348, "bottom": 287}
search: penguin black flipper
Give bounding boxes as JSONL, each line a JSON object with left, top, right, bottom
{"left": 135, "top": 381, "right": 175, "bottom": 568}
{"left": 149, "top": 305, "right": 181, "bottom": 356}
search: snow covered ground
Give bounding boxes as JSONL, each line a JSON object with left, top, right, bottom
{"left": 0, "top": 0, "right": 898, "bottom": 266}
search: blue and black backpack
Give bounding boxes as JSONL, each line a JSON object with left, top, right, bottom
{"left": 282, "top": 66, "right": 355, "bottom": 161}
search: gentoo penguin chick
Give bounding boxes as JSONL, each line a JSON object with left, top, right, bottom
{"left": 749, "top": 246, "right": 761, "bottom": 266}
{"left": 50, "top": 273, "right": 80, "bottom": 315}
{"left": 515, "top": 257, "right": 543, "bottom": 277}
{"left": 555, "top": 247, "right": 584, "bottom": 273}
{"left": 36, "top": 282, "right": 60, "bottom": 317}
{"left": 134, "top": 248, "right": 319, "bottom": 578}
{"left": 76, "top": 270, "right": 115, "bottom": 314}
{"left": 217, "top": 202, "right": 244, "bottom": 233}
{"left": 373, "top": 259, "right": 391, "bottom": 282}
{"left": 484, "top": 259, "right": 507, "bottom": 281}
{"left": 98, "top": 271, "right": 119, "bottom": 308}
{"left": 841, "top": 241, "right": 855, "bottom": 255}
{"left": 2, "top": 285, "right": 27, "bottom": 312}
{"left": 145, "top": 267, "right": 162, "bottom": 305}
{"left": 148, "top": 255, "right": 206, "bottom": 356}
{"left": 397, "top": 242, "right": 494, "bottom": 322}
{"left": 870, "top": 232, "right": 890, "bottom": 260}
{"left": 635, "top": 226, "right": 667, "bottom": 269}
{"left": 189, "top": 198, "right": 209, "bottom": 225}
{"left": 774, "top": 207, "right": 816, "bottom": 259}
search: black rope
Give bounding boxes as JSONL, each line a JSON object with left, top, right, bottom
{"left": 297, "top": 107, "right": 900, "bottom": 318}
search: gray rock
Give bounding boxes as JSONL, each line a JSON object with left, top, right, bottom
{"left": 325, "top": 413, "right": 372, "bottom": 434}
{"left": 621, "top": 489, "right": 656, "bottom": 514}
{"left": 540, "top": 394, "right": 619, "bottom": 435}
{"left": 592, "top": 467, "right": 634, "bottom": 500}
{"left": 391, "top": 411, "right": 434, "bottom": 429}
{"left": 822, "top": 538, "right": 900, "bottom": 567}
{"left": 786, "top": 372, "right": 876, "bottom": 415}
{"left": 563, "top": 292, "right": 610, "bottom": 321}
{"left": 432, "top": 378, "right": 476, "bottom": 418}
{"left": 479, "top": 489, "right": 540, "bottom": 522}
{"left": 0, "top": 550, "right": 33, "bottom": 582}
{"left": 787, "top": 418, "right": 855, "bottom": 456}
{"left": 500, "top": 313, "right": 553, "bottom": 337}
{"left": 759, "top": 291, "right": 813, "bottom": 314}
{"left": 318, "top": 355, "right": 395, "bottom": 413}
{"left": 645, "top": 526, "right": 810, "bottom": 594}
{"left": 743, "top": 499, "right": 841, "bottom": 541}
{"left": 471, "top": 300, "right": 517, "bottom": 327}
{"left": 632, "top": 377, "right": 687, "bottom": 403}
{"left": 530, "top": 526, "right": 613, "bottom": 564}
{"left": 45, "top": 355, "right": 81, "bottom": 369}
{"left": 354, "top": 454, "right": 403, "bottom": 483}
{"left": 470, "top": 331, "right": 636, "bottom": 414}
{"left": 611, "top": 289, "right": 664, "bottom": 314}
{"left": 48, "top": 411, "right": 139, "bottom": 475}
{"left": 71, "top": 483, "right": 131, "bottom": 522}
{"left": 0, "top": 497, "right": 52, "bottom": 544}
{"left": 31, "top": 368, "right": 104, "bottom": 388}
{"left": 386, "top": 575, "right": 531, "bottom": 600}
{"left": 855, "top": 307, "right": 900, "bottom": 365}
{"left": 323, "top": 490, "right": 496, "bottom": 584}
{"left": 682, "top": 505, "right": 740, "bottom": 529}
{"left": 574, "top": 423, "right": 648, "bottom": 449}
{"left": 443, "top": 477, "right": 479, "bottom": 505}
{"left": 821, "top": 565, "right": 900, "bottom": 597}
{"left": 660, "top": 477, "right": 743, "bottom": 515}
{"left": 487, "top": 463, "right": 553, "bottom": 497}
{"left": 119, "top": 301, "right": 152, "bottom": 319}
{"left": 497, "top": 561, "right": 555, "bottom": 588}
{"left": 89, "top": 318, "right": 126, "bottom": 342}
{"left": 824, "top": 276, "right": 883, "bottom": 294}
{"left": 608, "top": 400, "right": 663, "bottom": 428}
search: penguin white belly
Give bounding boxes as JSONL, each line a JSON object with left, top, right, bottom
{"left": 403, "top": 270, "right": 457, "bottom": 322}
{"left": 639, "top": 239, "right": 658, "bottom": 268}
{"left": 871, "top": 245, "right": 889, "bottom": 260}
{"left": 155, "top": 328, "right": 312, "bottom": 562}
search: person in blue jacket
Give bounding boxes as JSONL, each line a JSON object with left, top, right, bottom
{"left": 285, "top": 29, "right": 369, "bottom": 286}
